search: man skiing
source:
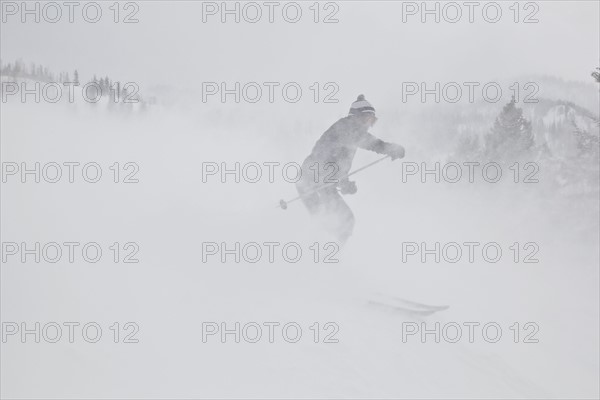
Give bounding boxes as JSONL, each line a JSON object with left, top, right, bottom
{"left": 296, "top": 94, "right": 406, "bottom": 244}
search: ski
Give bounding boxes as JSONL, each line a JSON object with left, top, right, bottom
{"left": 387, "top": 296, "right": 449, "bottom": 312}
{"left": 368, "top": 301, "right": 443, "bottom": 316}
{"left": 369, "top": 293, "right": 450, "bottom": 316}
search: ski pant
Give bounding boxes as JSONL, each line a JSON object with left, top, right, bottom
{"left": 295, "top": 162, "right": 355, "bottom": 244}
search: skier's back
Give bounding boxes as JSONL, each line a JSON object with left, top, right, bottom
{"left": 296, "top": 95, "right": 405, "bottom": 244}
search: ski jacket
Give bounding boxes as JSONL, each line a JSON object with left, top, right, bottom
{"left": 302, "top": 116, "right": 394, "bottom": 183}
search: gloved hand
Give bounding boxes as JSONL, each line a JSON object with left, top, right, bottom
{"left": 339, "top": 179, "right": 358, "bottom": 195}
{"left": 387, "top": 144, "right": 406, "bottom": 160}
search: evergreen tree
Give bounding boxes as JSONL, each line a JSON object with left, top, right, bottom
{"left": 13, "top": 60, "right": 22, "bottom": 77}
{"left": 591, "top": 67, "right": 599, "bottom": 126}
{"left": 572, "top": 121, "right": 599, "bottom": 158}
{"left": 569, "top": 70, "right": 600, "bottom": 158}
{"left": 2, "top": 63, "right": 12, "bottom": 76}
{"left": 485, "top": 96, "right": 534, "bottom": 160}
{"left": 592, "top": 67, "right": 600, "bottom": 84}
{"left": 455, "top": 133, "right": 481, "bottom": 160}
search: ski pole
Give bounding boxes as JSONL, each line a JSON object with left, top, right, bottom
{"left": 277, "top": 155, "right": 391, "bottom": 210}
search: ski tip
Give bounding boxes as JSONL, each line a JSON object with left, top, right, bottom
{"left": 372, "top": 293, "right": 450, "bottom": 311}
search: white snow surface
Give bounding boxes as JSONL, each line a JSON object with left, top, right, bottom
{"left": 1, "top": 102, "right": 598, "bottom": 399}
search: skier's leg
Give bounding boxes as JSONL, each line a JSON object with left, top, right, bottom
{"left": 320, "top": 187, "right": 355, "bottom": 245}
{"left": 296, "top": 159, "right": 324, "bottom": 215}
{"left": 295, "top": 158, "right": 354, "bottom": 243}
{"left": 295, "top": 178, "right": 321, "bottom": 215}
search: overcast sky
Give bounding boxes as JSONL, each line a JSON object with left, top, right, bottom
{"left": 1, "top": 1, "right": 599, "bottom": 96}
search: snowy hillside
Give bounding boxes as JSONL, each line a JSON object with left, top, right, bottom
{"left": 1, "top": 98, "right": 598, "bottom": 398}
{"left": 0, "top": 66, "right": 154, "bottom": 113}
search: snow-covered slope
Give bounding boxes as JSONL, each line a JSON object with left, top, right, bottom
{"left": 1, "top": 100, "right": 598, "bottom": 399}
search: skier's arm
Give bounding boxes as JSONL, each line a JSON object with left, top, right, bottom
{"left": 358, "top": 132, "right": 405, "bottom": 160}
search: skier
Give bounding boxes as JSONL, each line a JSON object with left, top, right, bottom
{"left": 296, "top": 94, "right": 406, "bottom": 244}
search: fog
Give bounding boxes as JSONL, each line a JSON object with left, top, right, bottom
{"left": 1, "top": 1, "right": 599, "bottom": 399}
